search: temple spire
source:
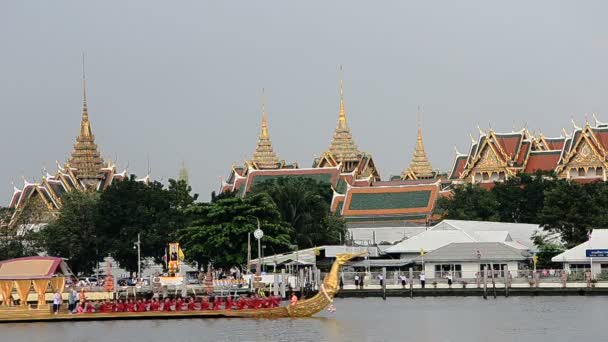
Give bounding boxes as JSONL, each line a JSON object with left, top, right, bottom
{"left": 401, "top": 109, "right": 434, "bottom": 180}
{"left": 250, "top": 94, "right": 280, "bottom": 169}
{"left": 68, "top": 53, "right": 104, "bottom": 186}
{"left": 327, "top": 65, "right": 359, "bottom": 162}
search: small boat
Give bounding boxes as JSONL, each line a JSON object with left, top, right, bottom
{"left": 0, "top": 252, "right": 363, "bottom": 323}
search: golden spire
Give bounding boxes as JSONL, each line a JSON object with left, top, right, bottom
{"left": 401, "top": 109, "right": 434, "bottom": 180}
{"left": 327, "top": 65, "right": 359, "bottom": 162}
{"left": 68, "top": 52, "right": 104, "bottom": 186}
{"left": 250, "top": 93, "right": 280, "bottom": 169}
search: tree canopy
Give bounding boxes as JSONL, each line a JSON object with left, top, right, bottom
{"left": 438, "top": 171, "right": 608, "bottom": 248}
{"left": 248, "top": 177, "right": 346, "bottom": 249}
{"left": 178, "top": 193, "right": 293, "bottom": 269}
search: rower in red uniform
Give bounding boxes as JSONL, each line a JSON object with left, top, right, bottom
{"left": 175, "top": 298, "right": 182, "bottom": 311}
{"left": 163, "top": 298, "right": 172, "bottom": 311}
{"left": 125, "top": 299, "right": 135, "bottom": 312}
{"left": 116, "top": 299, "right": 125, "bottom": 312}
{"left": 187, "top": 298, "right": 195, "bottom": 311}
{"left": 236, "top": 296, "right": 246, "bottom": 310}
{"left": 199, "top": 297, "right": 210, "bottom": 310}
{"left": 151, "top": 298, "right": 160, "bottom": 311}
{"left": 213, "top": 297, "right": 222, "bottom": 310}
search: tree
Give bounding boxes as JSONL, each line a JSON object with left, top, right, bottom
{"left": 96, "top": 176, "right": 190, "bottom": 274}
{"left": 0, "top": 207, "right": 32, "bottom": 261}
{"left": 436, "top": 184, "right": 500, "bottom": 221}
{"left": 490, "top": 171, "right": 557, "bottom": 223}
{"left": 34, "top": 192, "right": 101, "bottom": 275}
{"left": 539, "top": 181, "right": 608, "bottom": 247}
{"left": 248, "top": 177, "right": 346, "bottom": 248}
{"left": 178, "top": 193, "right": 293, "bottom": 269}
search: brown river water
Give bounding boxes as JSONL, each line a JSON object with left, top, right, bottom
{"left": 2, "top": 296, "right": 605, "bottom": 342}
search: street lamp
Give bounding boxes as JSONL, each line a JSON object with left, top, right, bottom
{"left": 133, "top": 233, "right": 141, "bottom": 280}
{"left": 254, "top": 223, "right": 264, "bottom": 277}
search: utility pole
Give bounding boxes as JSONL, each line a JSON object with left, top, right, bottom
{"left": 133, "top": 233, "right": 141, "bottom": 280}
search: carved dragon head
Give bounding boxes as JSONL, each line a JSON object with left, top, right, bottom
{"left": 334, "top": 251, "right": 368, "bottom": 265}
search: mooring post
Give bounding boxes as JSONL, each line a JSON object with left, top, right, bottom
{"left": 491, "top": 267, "right": 497, "bottom": 299}
{"left": 382, "top": 267, "right": 387, "bottom": 300}
{"left": 483, "top": 266, "right": 488, "bottom": 300}
{"left": 505, "top": 265, "right": 509, "bottom": 297}
{"left": 409, "top": 267, "right": 414, "bottom": 299}
{"left": 280, "top": 269, "right": 286, "bottom": 298}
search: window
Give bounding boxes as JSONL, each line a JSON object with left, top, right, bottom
{"left": 479, "top": 263, "right": 508, "bottom": 277}
{"left": 434, "top": 264, "right": 462, "bottom": 278}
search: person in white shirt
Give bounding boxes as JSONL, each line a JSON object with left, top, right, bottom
{"left": 52, "top": 290, "right": 62, "bottom": 314}
{"left": 399, "top": 274, "right": 407, "bottom": 288}
{"left": 447, "top": 273, "right": 453, "bottom": 288}
{"left": 420, "top": 272, "right": 426, "bottom": 288}
{"left": 377, "top": 274, "right": 384, "bottom": 287}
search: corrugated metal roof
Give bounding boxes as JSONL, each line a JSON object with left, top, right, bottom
{"left": 414, "top": 242, "right": 529, "bottom": 263}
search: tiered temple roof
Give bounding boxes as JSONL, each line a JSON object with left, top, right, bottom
{"left": 8, "top": 68, "right": 146, "bottom": 226}
{"left": 67, "top": 73, "right": 104, "bottom": 188}
{"left": 249, "top": 98, "right": 283, "bottom": 169}
{"left": 313, "top": 78, "right": 380, "bottom": 181}
{"left": 401, "top": 118, "right": 435, "bottom": 180}
{"left": 450, "top": 117, "right": 608, "bottom": 184}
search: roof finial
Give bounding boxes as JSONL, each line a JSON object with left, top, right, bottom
{"left": 338, "top": 64, "right": 346, "bottom": 129}
{"left": 82, "top": 50, "right": 88, "bottom": 117}
{"left": 261, "top": 88, "right": 268, "bottom": 139}
{"left": 469, "top": 133, "right": 476, "bottom": 144}
{"left": 571, "top": 117, "right": 581, "bottom": 130}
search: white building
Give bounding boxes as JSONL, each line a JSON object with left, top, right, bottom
{"left": 414, "top": 242, "right": 530, "bottom": 279}
{"left": 385, "top": 220, "right": 537, "bottom": 260}
{"left": 552, "top": 230, "right": 608, "bottom": 277}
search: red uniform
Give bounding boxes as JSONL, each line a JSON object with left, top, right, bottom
{"left": 174, "top": 299, "right": 182, "bottom": 311}
{"left": 151, "top": 301, "right": 160, "bottom": 311}
{"left": 163, "top": 301, "right": 172, "bottom": 311}
{"left": 213, "top": 298, "right": 222, "bottom": 310}
{"left": 200, "top": 300, "right": 209, "bottom": 310}
{"left": 116, "top": 303, "right": 125, "bottom": 312}
{"left": 225, "top": 297, "right": 233, "bottom": 310}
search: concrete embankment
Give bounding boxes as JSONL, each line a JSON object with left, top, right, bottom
{"left": 337, "top": 287, "right": 608, "bottom": 298}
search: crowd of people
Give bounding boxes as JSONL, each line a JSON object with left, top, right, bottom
{"left": 65, "top": 294, "right": 284, "bottom": 314}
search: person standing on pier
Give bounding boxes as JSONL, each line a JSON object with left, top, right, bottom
{"left": 399, "top": 274, "right": 407, "bottom": 288}
{"left": 420, "top": 272, "right": 426, "bottom": 288}
{"left": 354, "top": 274, "right": 360, "bottom": 288}
{"left": 447, "top": 273, "right": 453, "bottom": 288}
{"left": 377, "top": 274, "right": 384, "bottom": 288}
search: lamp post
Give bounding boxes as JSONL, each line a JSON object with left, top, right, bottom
{"left": 254, "top": 224, "right": 264, "bottom": 277}
{"left": 133, "top": 233, "right": 141, "bottom": 280}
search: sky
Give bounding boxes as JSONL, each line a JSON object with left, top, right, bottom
{"left": 1, "top": 1, "right": 608, "bottom": 204}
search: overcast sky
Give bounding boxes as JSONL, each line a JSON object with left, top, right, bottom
{"left": 1, "top": 1, "right": 607, "bottom": 205}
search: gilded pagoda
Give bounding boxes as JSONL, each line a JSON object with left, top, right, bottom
{"left": 8, "top": 71, "right": 147, "bottom": 227}
{"left": 312, "top": 79, "right": 380, "bottom": 181}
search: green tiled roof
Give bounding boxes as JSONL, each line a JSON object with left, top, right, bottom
{"left": 348, "top": 190, "right": 431, "bottom": 211}
{"left": 335, "top": 178, "right": 348, "bottom": 194}
{"left": 251, "top": 173, "right": 334, "bottom": 187}
{"left": 344, "top": 214, "right": 427, "bottom": 222}
{"left": 336, "top": 201, "right": 344, "bottom": 215}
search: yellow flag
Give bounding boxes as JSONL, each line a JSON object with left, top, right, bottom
{"left": 178, "top": 248, "right": 185, "bottom": 261}
{"left": 420, "top": 248, "right": 425, "bottom": 256}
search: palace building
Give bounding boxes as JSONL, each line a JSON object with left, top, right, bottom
{"left": 8, "top": 72, "right": 147, "bottom": 227}
{"left": 221, "top": 77, "right": 446, "bottom": 226}
{"left": 449, "top": 116, "right": 608, "bottom": 184}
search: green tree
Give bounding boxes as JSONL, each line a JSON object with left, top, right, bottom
{"left": 0, "top": 207, "right": 31, "bottom": 261}
{"left": 491, "top": 171, "right": 557, "bottom": 223}
{"left": 96, "top": 176, "right": 190, "bottom": 274}
{"left": 248, "top": 177, "right": 346, "bottom": 248}
{"left": 539, "top": 181, "right": 608, "bottom": 247}
{"left": 436, "top": 184, "right": 500, "bottom": 221}
{"left": 178, "top": 193, "right": 293, "bottom": 269}
{"left": 34, "top": 192, "right": 101, "bottom": 275}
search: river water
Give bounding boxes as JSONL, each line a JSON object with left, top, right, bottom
{"left": 2, "top": 297, "right": 604, "bottom": 342}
